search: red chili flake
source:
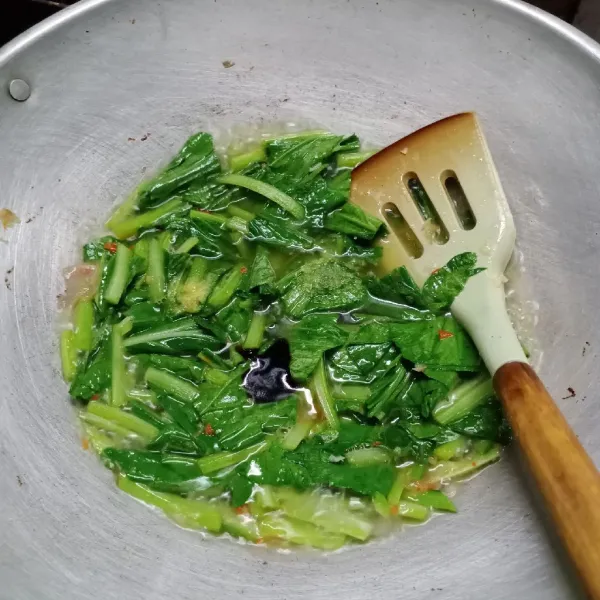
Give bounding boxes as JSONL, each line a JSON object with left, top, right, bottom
{"left": 472, "top": 462, "right": 477, "bottom": 467}
{"left": 255, "top": 537, "right": 264, "bottom": 544}
{"left": 204, "top": 423, "right": 215, "bottom": 436}
{"left": 372, "top": 441, "right": 382, "bottom": 447}
{"left": 91, "top": 394, "right": 100, "bottom": 401}
{"left": 240, "top": 266, "right": 248, "bottom": 274}
{"left": 390, "top": 505, "right": 399, "bottom": 516}
{"left": 103, "top": 242, "right": 118, "bottom": 253}
{"left": 431, "top": 268, "right": 441, "bottom": 274}
{"left": 438, "top": 329, "right": 454, "bottom": 340}
{"left": 235, "top": 504, "right": 249, "bottom": 515}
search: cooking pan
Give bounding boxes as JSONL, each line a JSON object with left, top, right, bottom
{"left": 1, "top": 0, "right": 599, "bottom": 598}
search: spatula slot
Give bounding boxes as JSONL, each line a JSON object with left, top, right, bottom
{"left": 404, "top": 173, "right": 450, "bottom": 245}
{"left": 382, "top": 202, "right": 424, "bottom": 258}
{"left": 442, "top": 171, "right": 476, "bottom": 231}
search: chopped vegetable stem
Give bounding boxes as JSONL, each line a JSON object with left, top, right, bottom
{"left": 147, "top": 237, "right": 166, "bottom": 303}
{"left": 105, "top": 244, "right": 132, "bottom": 305}
{"left": 243, "top": 311, "right": 267, "bottom": 350}
{"left": 110, "top": 198, "right": 184, "bottom": 239}
{"left": 197, "top": 440, "right": 270, "bottom": 474}
{"left": 73, "top": 300, "right": 94, "bottom": 353}
{"left": 218, "top": 173, "right": 305, "bottom": 220}
{"left": 145, "top": 366, "right": 201, "bottom": 403}
{"left": 310, "top": 358, "right": 339, "bottom": 429}
{"left": 60, "top": 330, "right": 78, "bottom": 382}
{"left": 433, "top": 374, "right": 494, "bottom": 425}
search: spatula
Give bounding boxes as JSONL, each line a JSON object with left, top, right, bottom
{"left": 350, "top": 113, "right": 600, "bottom": 599}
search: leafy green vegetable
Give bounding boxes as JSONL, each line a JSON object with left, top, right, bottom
{"left": 289, "top": 314, "right": 348, "bottom": 380}
{"left": 276, "top": 258, "right": 367, "bottom": 318}
{"left": 324, "top": 203, "right": 384, "bottom": 240}
{"left": 248, "top": 246, "right": 276, "bottom": 293}
{"left": 421, "top": 252, "right": 485, "bottom": 311}
{"left": 390, "top": 316, "right": 481, "bottom": 372}
{"left": 62, "top": 127, "right": 510, "bottom": 550}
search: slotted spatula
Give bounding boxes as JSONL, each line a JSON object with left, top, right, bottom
{"left": 351, "top": 113, "right": 600, "bottom": 599}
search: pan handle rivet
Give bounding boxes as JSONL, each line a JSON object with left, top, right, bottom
{"left": 8, "top": 79, "right": 31, "bottom": 102}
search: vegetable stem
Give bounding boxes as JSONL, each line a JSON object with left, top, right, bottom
{"left": 105, "top": 244, "right": 132, "bottom": 305}
{"left": 229, "top": 147, "right": 266, "bottom": 171}
{"left": 189, "top": 209, "right": 228, "bottom": 225}
{"left": 218, "top": 174, "right": 305, "bottom": 220}
{"left": 147, "top": 237, "right": 166, "bottom": 303}
{"left": 336, "top": 150, "right": 375, "bottom": 168}
{"left": 174, "top": 236, "right": 199, "bottom": 254}
{"left": 73, "top": 300, "right": 94, "bottom": 353}
{"left": 145, "top": 366, "right": 201, "bottom": 403}
{"left": 207, "top": 263, "right": 246, "bottom": 309}
{"left": 110, "top": 198, "right": 184, "bottom": 239}
{"left": 197, "top": 440, "right": 270, "bottom": 474}
{"left": 346, "top": 446, "right": 391, "bottom": 467}
{"left": 433, "top": 374, "right": 494, "bottom": 425}
{"left": 117, "top": 475, "right": 223, "bottom": 532}
{"left": 87, "top": 401, "right": 159, "bottom": 441}
{"left": 111, "top": 323, "right": 128, "bottom": 407}
{"left": 310, "top": 358, "right": 339, "bottom": 430}
{"left": 60, "top": 330, "right": 78, "bottom": 382}
{"left": 243, "top": 311, "right": 267, "bottom": 350}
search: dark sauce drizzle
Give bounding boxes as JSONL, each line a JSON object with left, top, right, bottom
{"left": 240, "top": 339, "right": 298, "bottom": 404}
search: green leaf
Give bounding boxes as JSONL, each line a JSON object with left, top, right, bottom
{"left": 449, "top": 397, "right": 511, "bottom": 444}
{"left": 246, "top": 215, "right": 318, "bottom": 252}
{"left": 265, "top": 132, "right": 358, "bottom": 183}
{"left": 248, "top": 246, "right": 276, "bottom": 292}
{"left": 103, "top": 449, "right": 204, "bottom": 493}
{"left": 324, "top": 203, "right": 384, "bottom": 240}
{"left": 276, "top": 258, "right": 367, "bottom": 318}
{"left": 227, "top": 473, "right": 254, "bottom": 507}
{"left": 289, "top": 314, "right": 348, "bottom": 381}
{"left": 138, "top": 133, "right": 225, "bottom": 209}
{"left": 390, "top": 316, "right": 481, "bottom": 371}
{"left": 329, "top": 343, "right": 398, "bottom": 384}
{"left": 421, "top": 252, "right": 485, "bottom": 311}
{"left": 367, "top": 266, "right": 426, "bottom": 308}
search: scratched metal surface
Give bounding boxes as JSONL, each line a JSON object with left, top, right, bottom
{"left": 0, "top": 0, "right": 599, "bottom": 598}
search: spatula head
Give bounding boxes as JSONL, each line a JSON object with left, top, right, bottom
{"left": 351, "top": 112, "right": 515, "bottom": 285}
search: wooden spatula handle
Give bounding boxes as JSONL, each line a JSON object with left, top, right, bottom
{"left": 494, "top": 362, "right": 600, "bottom": 599}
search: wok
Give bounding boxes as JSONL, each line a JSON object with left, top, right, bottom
{"left": 1, "top": 0, "right": 599, "bottom": 598}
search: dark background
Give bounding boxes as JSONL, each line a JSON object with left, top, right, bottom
{"left": 0, "top": 0, "right": 585, "bottom": 47}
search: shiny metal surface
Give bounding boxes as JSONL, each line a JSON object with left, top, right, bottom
{"left": 1, "top": 0, "right": 599, "bottom": 598}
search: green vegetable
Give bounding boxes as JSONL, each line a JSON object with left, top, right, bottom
{"left": 243, "top": 311, "right": 268, "bottom": 350}
{"left": 62, "top": 127, "right": 510, "bottom": 550}
{"left": 219, "top": 173, "right": 305, "bottom": 220}
{"left": 87, "top": 401, "right": 159, "bottom": 441}
{"left": 310, "top": 359, "right": 339, "bottom": 429}
{"left": 147, "top": 237, "right": 166, "bottom": 303}
{"left": 60, "top": 330, "right": 78, "bottom": 382}
{"left": 73, "top": 300, "right": 94, "bottom": 353}
{"left": 433, "top": 374, "right": 494, "bottom": 424}
{"left": 276, "top": 258, "right": 367, "bottom": 318}
{"left": 145, "top": 367, "right": 201, "bottom": 404}
{"left": 324, "top": 202, "right": 384, "bottom": 240}
{"left": 118, "top": 476, "right": 223, "bottom": 532}
{"left": 105, "top": 244, "right": 132, "bottom": 305}
{"left": 289, "top": 314, "right": 348, "bottom": 381}
{"left": 197, "top": 440, "right": 271, "bottom": 475}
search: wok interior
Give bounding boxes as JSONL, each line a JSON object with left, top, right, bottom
{"left": 1, "top": 0, "right": 599, "bottom": 598}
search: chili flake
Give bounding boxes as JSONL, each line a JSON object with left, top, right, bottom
{"left": 438, "top": 329, "right": 454, "bottom": 340}
{"left": 204, "top": 423, "right": 215, "bottom": 436}
{"left": 103, "top": 241, "right": 118, "bottom": 253}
